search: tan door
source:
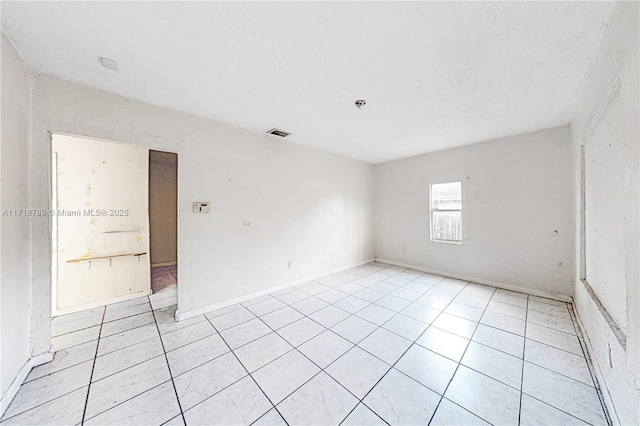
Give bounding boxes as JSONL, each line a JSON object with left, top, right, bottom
{"left": 52, "top": 133, "right": 150, "bottom": 315}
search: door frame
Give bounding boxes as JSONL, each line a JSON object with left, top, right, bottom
{"left": 49, "top": 132, "right": 180, "bottom": 317}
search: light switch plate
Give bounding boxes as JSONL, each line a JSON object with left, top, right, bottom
{"left": 193, "top": 202, "right": 210, "bottom": 213}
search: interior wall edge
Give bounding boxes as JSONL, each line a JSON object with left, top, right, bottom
{"left": 0, "top": 351, "right": 53, "bottom": 417}
{"left": 375, "top": 258, "right": 573, "bottom": 303}
{"left": 176, "top": 257, "right": 376, "bottom": 321}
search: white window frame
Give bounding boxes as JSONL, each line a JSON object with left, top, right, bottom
{"left": 429, "top": 182, "right": 463, "bottom": 244}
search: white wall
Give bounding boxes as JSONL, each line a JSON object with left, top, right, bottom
{"left": 374, "top": 126, "right": 574, "bottom": 298}
{"left": 28, "top": 74, "right": 374, "bottom": 332}
{"left": 570, "top": 2, "right": 639, "bottom": 424}
{"left": 0, "top": 34, "right": 33, "bottom": 409}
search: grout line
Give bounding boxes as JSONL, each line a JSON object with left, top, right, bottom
{"left": 148, "top": 298, "right": 188, "bottom": 426}
{"left": 202, "top": 316, "right": 290, "bottom": 426}
{"left": 40, "top": 262, "right": 584, "bottom": 426}
{"left": 518, "top": 294, "right": 530, "bottom": 425}
{"left": 80, "top": 306, "right": 107, "bottom": 425}
{"left": 425, "top": 286, "right": 497, "bottom": 426}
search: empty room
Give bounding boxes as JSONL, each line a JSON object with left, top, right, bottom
{"left": 0, "top": 1, "right": 638, "bottom": 425}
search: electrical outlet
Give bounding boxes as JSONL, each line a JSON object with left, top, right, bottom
{"left": 402, "top": 246, "right": 406, "bottom": 254}
{"left": 288, "top": 260, "right": 293, "bottom": 269}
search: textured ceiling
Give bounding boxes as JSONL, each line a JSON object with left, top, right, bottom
{"left": 1, "top": 1, "right": 614, "bottom": 163}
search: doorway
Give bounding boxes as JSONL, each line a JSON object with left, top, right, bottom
{"left": 148, "top": 150, "right": 178, "bottom": 294}
{"left": 51, "top": 133, "right": 151, "bottom": 316}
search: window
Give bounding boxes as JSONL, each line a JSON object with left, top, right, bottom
{"left": 430, "top": 181, "right": 462, "bottom": 243}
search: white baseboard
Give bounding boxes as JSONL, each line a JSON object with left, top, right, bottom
{"left": 176, "top": 258, "right": 375, "bottom": 321}
{"left": 1, "top": 351, "right": 53, "bottom": 417}
{"left": 375, "top": 258, "right": 573, "bottom": 303}
{"left": 570, "top": 300, "right": 617, "bottom": 425}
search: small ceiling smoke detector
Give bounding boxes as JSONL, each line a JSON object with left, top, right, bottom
{"left": 355, "top": 99, "right": 366, "bottom": 109}
{"left": 100, "top": 57, "right": 119, "bottom": 71}
{"left": 267, "top": 128, "right": 291, "bottom": 138}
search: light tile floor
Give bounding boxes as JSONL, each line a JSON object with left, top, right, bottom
{"left": 2, "top": 262, "right": 609, "bottom": 425}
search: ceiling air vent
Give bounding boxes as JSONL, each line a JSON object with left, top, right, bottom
{"left": 267, "top": 128, "right": 291, "bottom": 138}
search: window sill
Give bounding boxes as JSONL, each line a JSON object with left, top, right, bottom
{"left": 430, "top": 239, "right": 463, "bottom": 245}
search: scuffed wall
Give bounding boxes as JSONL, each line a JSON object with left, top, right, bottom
{"left": 570, "top": 2, "right": 639, "bottom": 424}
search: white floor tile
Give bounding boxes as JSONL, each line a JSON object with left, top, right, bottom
{"left": 272, "top": 288, "right": 311, "bottom": 305}
{"left": 355, "top": 304, "right": 396, "bottom": 326}
{"left": 161, "top": 321, "right": 216, "bottom": 352}
{"left": 85, "top": 381, "right": 180, "bottom": 426}
{"left": 443, "top": 302, "right": 485, "bottom": 322}
{"left": 260, "top": 306, "right": 304, "bottom": 330}
{"left": 245, "top": 297, "right": 287, "bottom": 317}
{"left": 93, "top": 336, "right": 164, "bottom": 381}
{"left": 220, "top": 318, "right": 272, "bottom": 349}
{"left": 334, "top": 296, "right": 370, "bottom": 314}
{"left": 100, "top": 312, "right": 155, "bottom": 338}
{"left": 3, "top": 361, "right": 92, "bottom": 419}
{"left": 341, "top": 403, "right": 387, "bottom": 425}
{"left": 252, "top": 350, "right": 320, "bottom": 404}
{"left": 326, "top": 347, "right": 389, "bottom": 398}
{"left": 167, "top": 333, "right": 229, "bottom": 377}
{"left": 97, "top": 323, "right": 158, "bottom": 356}
{"left": 520, "top": 393, "right": 589, "bottom": 425}
{"left": 173, "top": 352, "right": 247, "bottom": 410}
{"left": 526, "top": 322, "right": 583, "bottom": 355}
{"left": 277, "top": 372, "right": 358, "bottom": 425}
{"left": 358, "top": 328, "right": 412, "bottom": 365}
{"left": 1, "top": 386, "right": 87, "bottom": 426}
{"left": 382, "top": 313, "right": 428, "bottom": 340}
{"left": 331, "top": 315, "right": 378, "bottom": 344}
{"left": 308, "top": 305, "right": 350, "bottom": 328}
{"left": 415, "top": 294, "right": 450, "bottom": 310}
{"left": 400, "top": 303, "right": 440, "bottom": 324}
{"left": 26, "top": 340, "right": 97, "bottom": 382}
{"left": 364, "top": 368, "right": 440, "bottom": 425}
{"left": 416, "top": 326, "right": 469, "bottom": 362}
{"left": 276, "top": 317, "right": 326, "bottom": 347}
{"left": 298, "top": 330, "right": 353, "bottom": 368}
{"left": 183, "top": 376, "right": 271, "bottom": 425}
{"left": 395, "top": 344, "right": 458, "bottom": 395}
{"left": 13, "top": 264, "right": 607, "bottom": 426}
{"left": 207, "top": 306, "right": 256, "bottom": 331}
{"left": 461, "top": 342, "right": 523, "bottom": 389}
{"left": 233, "top": 332, "right": 293, "bottom": 372}
{"left": 472, "top": 324, "right": 524, "bottom": 358}
{"left": 103, "top": 301, "right": 151, "bottom": 323}
{"left": 155, "top": 305, "right": 206, "bottom": 335}
{"left": 480, "top": 310, "right": 525, "bottom": 335}
{"left": 486, "top": 299, "right": 527, "bottom": 320}
{"left": 445, "top": 365, "right": 520, "bottom": 425}
{"left": 374, "top": 294, "right": 411, "bottom": 312}
{"left": 432, "top": 313, "right": 477, "bottom": 339}
{"left": 85, "top": 356, "right": 170, "bottom": 419}
{"left": 522, "top": 362, "right": 606, "bottom": 424}
{"left": 52, "top": 325, "right": 100, "bottom": 352}
{"left": 253, "top": 408, "right": 287, "bottom": 425}
{"left": 525, "top": 340, "right": 593, "bottom": 385}
{"left": 527, "top": 310, "right": 576, "bottom": 334}
{"left": 316, "top": 288, "right": 349, "bottom": 304}
{"left": 290, "top": 296, "right": 329, "bottom": 315}
{"left": 430, "top": 398, "right": 490, "bottom": 425}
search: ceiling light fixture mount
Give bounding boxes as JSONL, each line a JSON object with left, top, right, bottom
{"left": 355, "top": 99, "right": 366, "bottom": 109}
{"left": 100, "top": 57, "right": 119, "bottom": 71}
